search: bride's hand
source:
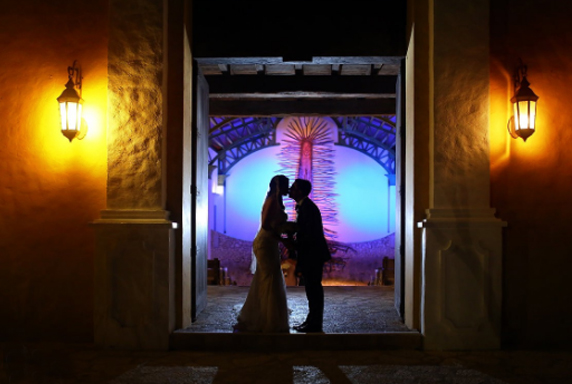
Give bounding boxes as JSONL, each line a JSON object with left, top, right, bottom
{"left": 276, "top": 221, "right": 298, "bottom": 234}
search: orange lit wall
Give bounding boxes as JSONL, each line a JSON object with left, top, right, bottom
{"left": 490, "top": 1, "right": 572, "bottom": 347}
{"left": 0, "top": 2, "right": 108, "bottom": 341}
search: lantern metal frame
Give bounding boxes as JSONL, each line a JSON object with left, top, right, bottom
{"left": 57, "top": 60, "right": 86, "bottom": 142}
{"left": 507, "top": 61, "right": 539, "bottom": 142}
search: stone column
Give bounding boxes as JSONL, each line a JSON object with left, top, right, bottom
{"left": 419, "top": 209, "right": 505, "bottom": 349}
{"left": 92, "top": 0, "right": 178, "bottom": 349}
{"left": 416, "top": 0, "right": 506, "bottom": 349}
{"left": 93, "top": 211, "right": 176, "bottom": 350}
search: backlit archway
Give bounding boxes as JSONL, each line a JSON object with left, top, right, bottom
{"left": 207, "top": 115, "right": 397, "bottom": 287}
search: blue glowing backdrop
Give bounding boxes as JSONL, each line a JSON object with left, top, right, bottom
{"left": 208, "top": 116, "right": 396, "bottom": 286}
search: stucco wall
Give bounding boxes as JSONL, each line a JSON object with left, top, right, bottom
{"left": 0, "top": 2, "right": 108, "bottom": 341}
{"left": 433, "top": 0, "right": 491, "bottom": 209}
{"left": 490, "top": 0, "right": 572, "bottom": 347}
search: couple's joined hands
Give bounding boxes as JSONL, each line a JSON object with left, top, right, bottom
{"left": 276, "top": 221, "right": 298, "bottom": 234}
{"left": 281, "top": 238, "right": 295, "bottom": 251}
{"left": 276, "top": 221, "right": 297, "bottom": 250}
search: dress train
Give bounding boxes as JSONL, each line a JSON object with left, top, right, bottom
{"left": 234, "top": 228, "right": 289, "bottom": 333}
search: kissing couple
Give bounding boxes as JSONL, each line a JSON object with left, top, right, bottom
{"left": 232, "top": 175, "right": 332, "bottom": 333}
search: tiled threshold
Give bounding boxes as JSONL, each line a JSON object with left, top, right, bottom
{"left": 170, "top": 286, "right": 421, "bottom": 351}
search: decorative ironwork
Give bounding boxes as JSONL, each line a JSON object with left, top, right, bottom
{"left": 333, "top": 116, "right": 396, "bottom": 175}
{"left": 208, "top": 116, "right": 397, "bottom": 179}
{"left": 208, "top": 117, "right": 279, "bottom": 175}
{"left": 278, "top": 117, "right": 338, "bottom": 239}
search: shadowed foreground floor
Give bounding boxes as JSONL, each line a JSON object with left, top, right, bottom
{"left": 3, "top": 287, "right": 570, "bottom": 383}
{"left": 182, "top": 286, "right": 413, "bottom": 333}
{"left": 1, "top": 343, "right": 571, "bottom": 383}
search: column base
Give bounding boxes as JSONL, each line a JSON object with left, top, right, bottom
{"left": 418, "top": 208, "right": 506, "bottom": 350}
{"left": 92, "top": 210, "right": 177, "bottom": 350}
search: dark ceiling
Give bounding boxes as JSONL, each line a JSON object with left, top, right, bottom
{"left": 191, "top": 1, "right": 407, "bottom": 58}
{"left": 191, "top": 1, "right": 407, "bottom": 116}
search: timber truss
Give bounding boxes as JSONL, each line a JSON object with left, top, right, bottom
{"left": 333, "top": 116, "right": 396, "bottom": 175}
{"left": 209, "top": 117, "right": 279, "bottom": 176}
{"left": 208, "top": 116, "right": 396, "bottom": 178}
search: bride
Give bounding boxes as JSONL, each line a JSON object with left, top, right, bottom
{"left": 233, "top": 175, "right": 291, "bottom": 333}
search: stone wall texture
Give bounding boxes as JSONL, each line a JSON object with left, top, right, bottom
{"left": 106, "top": 0, "right": 164, "bottom": 209}
{"left": 433, "top": 0, "right": 490, "bottom": 209}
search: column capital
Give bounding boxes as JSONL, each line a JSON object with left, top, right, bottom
{"left": 418, "top": 208, "right": 507, "bottom": 229}
{"left": 92, "top": 209, "right": 178, "bottom": 228}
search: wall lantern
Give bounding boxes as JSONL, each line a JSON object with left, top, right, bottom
{"left": 57, "top": 61, "right": 86, "bottom": 142}
{"left": 508, "top": 62, "right": 539, "bottom": 142}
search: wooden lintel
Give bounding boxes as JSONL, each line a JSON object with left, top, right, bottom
{"left": 312, "top": 56, "right": 403, "bottom": 65}
{"left": 209, "top": 93, "right": 395, "bottom": 99}
{"left": 205, "top": 75, "right": 396, "bottom": 95}
{"left": 209, "top": 98, "right": 396, "bottom": 116}
{"left": 195, "top": 56, "right": 404, "bottom": 66}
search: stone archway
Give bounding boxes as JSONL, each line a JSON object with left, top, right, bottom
{"left": 93, "top": 0, "right": 504, "bottom": 351}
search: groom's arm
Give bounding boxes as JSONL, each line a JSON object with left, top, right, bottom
{"left": 296, "top": 203, "right": 324, "bottom": 250}
{"left": 299, "top": 202, "right": 331, "bottom": 263}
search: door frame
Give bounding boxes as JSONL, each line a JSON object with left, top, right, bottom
{"left": 186, "top": 65, "right": 409, "bottom": 328}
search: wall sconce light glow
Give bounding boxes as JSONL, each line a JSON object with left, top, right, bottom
{"left": 508, "top": 61, "right": 539, "bottom": 142}
{"left": 214, "top": 185, "right": 224, "bottom": 195}
{"left": 57, "top": 60, "right": 87, "bottom": 142}
{"left": 214, "top": 174, "right": 225, "bottom": 195}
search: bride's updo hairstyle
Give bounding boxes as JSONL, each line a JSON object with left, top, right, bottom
{"left": 267, "top": 175, "right": 289, "bottom": 201}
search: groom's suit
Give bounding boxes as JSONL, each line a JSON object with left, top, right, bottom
{"left": 295, "top": 197, "right": 331, "bottom": 330}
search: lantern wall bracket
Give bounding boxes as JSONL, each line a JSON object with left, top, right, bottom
{"left": 69, "top": 61, "right": 87, "bottom": 140}
{"left": 68, "top": 60, "right": 82, "bottom": 95}
{"left": 506, "top": 116, "right": 518, "bottom": 139}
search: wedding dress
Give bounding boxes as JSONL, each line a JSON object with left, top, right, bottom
{"left": 234, "top": 206, "right": 290, "bottom": 333}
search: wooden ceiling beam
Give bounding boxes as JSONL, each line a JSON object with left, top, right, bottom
{"left": 210, "top": 93, "right": 394, "bottom": 100}
{"left": 209, "top": 98, "right": 396, "bottom": 116}
{"left": 205, "top": 75, "right": 396, "bottom": 95}
{"left": 195, "top": 56, "right": 403, "bottom": 65}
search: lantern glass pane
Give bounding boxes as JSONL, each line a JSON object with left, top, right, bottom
{"left": 529, "top": 100, "right": 536, "bottom": 129}
{"left": 75, "top": 103, "right": 82, "bottom": 132}
{"left": 67, "top": 101, "right": 80, "bottom": 131}
{"left": 59, "top": 102, "right": 67, "bottom": 130}
{"left": 517, "top": 100, "right": 530, "bottom": 130}
{"left": 514, "top": 103, "right": 521, "bottom": 131}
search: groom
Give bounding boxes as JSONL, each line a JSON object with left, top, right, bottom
{"left": 287, "top": 178, "right": 331, "bottom": 333}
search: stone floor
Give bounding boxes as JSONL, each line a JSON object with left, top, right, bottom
{"left": 182, "top": 286, "right": 413, "bottom": 334}
{"left": 2, "top": 342, "right": 571, "bottom": 383}
{"left": 4, "top": 286, "right": 570, "bottom": 383}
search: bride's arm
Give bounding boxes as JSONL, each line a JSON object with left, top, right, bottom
{"left": 260, "top": 197, "right": 290, "bottom": 242}
{"left": 260, "top": 197, "right": 276, "bottom": 232}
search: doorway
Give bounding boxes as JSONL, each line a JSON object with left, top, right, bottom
{"left": 187, "top": 57, "right": 407, "bottom": 331}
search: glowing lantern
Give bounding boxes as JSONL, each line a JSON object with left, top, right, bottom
{"left": 509, "top": 63, "right": 538, "bottom": 142}
{"left": 57, "top": 61, "right": 85, "bottom": 142}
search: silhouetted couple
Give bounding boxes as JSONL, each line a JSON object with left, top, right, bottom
{"left": 233, "top": 175, "right": 331, "bottom": 333}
